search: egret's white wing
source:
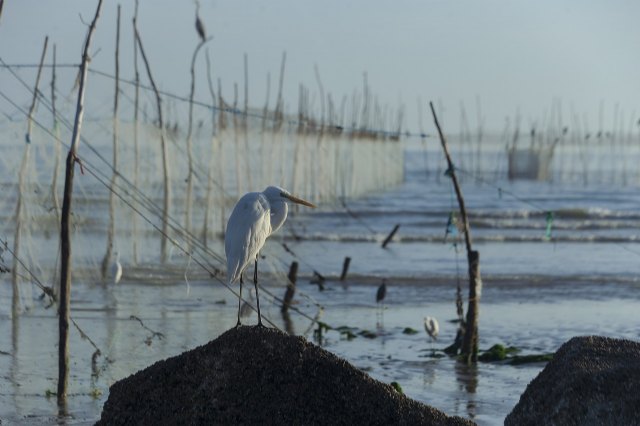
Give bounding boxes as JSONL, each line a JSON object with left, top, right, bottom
{"left": 111, "top": 261, "right": 122, "bottom": 284}
{"left": 225, "top": 192, "right": 272, "bottom": 284}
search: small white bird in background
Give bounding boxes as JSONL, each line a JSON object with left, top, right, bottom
{"left": 225, "top": 186, "right": 316, "bottom": 327}
{"left": 424, "top": 316, "right": 439, "bottom": 341}
{"left": 111, "top": 251, "right": 122, "bottom": 285}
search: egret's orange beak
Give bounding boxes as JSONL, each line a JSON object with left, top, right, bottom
{"left": 283, "top": 193, "right": 316, "bottom": 208}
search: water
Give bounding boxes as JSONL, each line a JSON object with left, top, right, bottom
{"left": 1, "top": 144, "right": 640, "bottom": 425}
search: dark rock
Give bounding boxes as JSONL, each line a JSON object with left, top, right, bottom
{"left": 505, "top": 335, "right": 640, "bottom": 426}
{"left": 98, "top": 326, "right": 473, "bottom": 425}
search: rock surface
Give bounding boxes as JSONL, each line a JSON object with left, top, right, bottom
{"left": 97, "top": 326, "right": 473, "bottom": 425}
{"left": 505, "top": 335, "right": 640, "bottom": 426}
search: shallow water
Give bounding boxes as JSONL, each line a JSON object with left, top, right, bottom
{"left": 2, "top": 146, "right": 640, "bottom": 425}
{"left": 1, "top": 276, "right": 639, "bottom": 425}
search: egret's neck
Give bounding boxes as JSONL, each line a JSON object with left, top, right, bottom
{"left": 270, "top": 200, "right": 288, "bottom": 235}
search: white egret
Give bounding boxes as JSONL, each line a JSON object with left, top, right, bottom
{"left": 111, "top": 251, "right": 122, "bottom": 285}
{"left": 225, "top": 186, "right": 315, "bottom": 327}
{"left": 424, "top": 316, "right": 439, "bottom": 341}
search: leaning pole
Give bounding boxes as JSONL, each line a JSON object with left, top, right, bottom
{"left": 430, "top": 101, "right": 482, "bottom": 364}
{"left": 58, "top": 0, "right": 104, "bottom": 407}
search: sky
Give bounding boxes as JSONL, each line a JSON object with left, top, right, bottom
{"left": 1, "top": 0, "right": 639, "bottom": 134}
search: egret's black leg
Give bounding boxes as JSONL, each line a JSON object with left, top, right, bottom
{"left": 236, "top": 275, "right": 243, "bottom": 327}
{"left": 254, "top": 258, "right": 263, "bottom": 327}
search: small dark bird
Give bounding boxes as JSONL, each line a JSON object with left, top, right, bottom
{"left": 376, "top": 279, "right": 387, "bottom": 304}
{"left": 195, "top": 11, "right": 206, "bottom": 42}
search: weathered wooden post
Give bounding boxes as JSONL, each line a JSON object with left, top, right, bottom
{"left": 58, "top": 0, "right": 103, "bottom": 406}
{"left": 430, "top": 101, "right": 482, "bottom": 363}
{"left": 101, "top": 4, "right": 121, "bottom": 279}
{"left": 340, "top": 256, "right": 351, "bottom": 281}
{"left": 134, "top": 16, "right": 171, "bottom": 263}
{"left": 381, "top": 224, "right": 400, "bottom": 248}
{"left": 281, "top": 261, "right": 298, "bottom": 313}
{"left": 184, "top": 26, "right": 212, "bottom": 250}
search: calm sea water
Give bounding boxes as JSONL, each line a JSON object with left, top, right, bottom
{"left": 1, "top": 144, "right": 639, "bottom": 425}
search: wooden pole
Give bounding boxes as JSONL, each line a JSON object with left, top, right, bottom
{"left": 381, "top": 224, "right": 400, "bottom": 248}
{"left": 340, "top": 256, "right": 351, "bottom": 281}
{"left": 134, "top": 19, "right": 171, "bottom": 263}
{"left": 131, "top": 0, "right": 140, "bottom": 264}
{"left": 430, "top": 101, "right": 481, "bottom": 363}
{"left": 242, "top": 53, "right": 253, "bottom": 190}
{"left": 274, "top": 51, "right": 286, "bottom": 130}
{"left": 101, "top": 4, "right": 121, "bottom": 279}
{"left": 50, "top": 43, "right": 61, "bottom": 224}
{"left": 50, "top": 43, "right": 62, "bottom": 298}
{"left": 185, "top": 35, "right": 212, "bottom": 250}
{"left": 281, "top": 261, "right": 298, "bottom": 313}
{"left": 58, "top": 0, "right": 103, "bottom": 406}
{"left": 232, "top": 83, "right": 242, "bottom": 196}
{"left": 202, "top": 48, "right": 215, "bottom": 247}
{"left": 217, "top": 78, "right": 227, "bottom": 236}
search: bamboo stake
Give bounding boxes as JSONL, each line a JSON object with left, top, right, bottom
{"left": 58, "top": 0, "right": 103, "bottom": 406}
{"left": 281, "top": 261, "right": 298, "bottom": 313}
{"left": 217, "top": 78, "right": 227, "bottom": 236}
{"left": 185, "top": 34, "right": 212, "bottom": 250}
{"left": 134, "top": 19, "right": 171, "bottom": 263}
{"left": 101, "top": 4, "right": 121, "bottom": 279}
{"left": 274, "top": 51, "right": 286, "bottom": 131}
{"left": 50, "top": 44, "right": 61, "bottom": 224}
{"left": 242, "top": 53, "right": 253, "bottom": 190}
{"left": 233, "top": 83, "right": 241, "bottom": 195}
{"left": 50, "top": 43, "right": 61, "bottom": 298}
{"left": 203, "top": 48, "right": 220, "bottom": 245}
{"left": 217, "top": 78, "right": 226, "bottom": 130}
{"left": 12, "top": 36, "right": 48, "bottom": 317}
{"left": 260, "top": 72, "right": 271, "bottom": 184}
{"left": 131, "top": 0, "right": 140, "bottom": 264}
{"left": 430, "top": 101, "right": 481, "bottom": 364}
{"left": 381, "top": 224, "right": 400, "bottom": 249}
{"left": 340, "top": 257, "right": 351, "bottom": 281}
{"left": 314, "top": 64, "right": 326, "bottom": 201}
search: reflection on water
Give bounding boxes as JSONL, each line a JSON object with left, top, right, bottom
{"left": 455, "top": 361, "right": 479, "bottom": 420}
{"left": 456, "top": 361, "right": 479, "bottom": 394}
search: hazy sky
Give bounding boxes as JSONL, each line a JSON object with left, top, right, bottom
{"left": 1, "top": 0, "right": 639, "bottom": 133}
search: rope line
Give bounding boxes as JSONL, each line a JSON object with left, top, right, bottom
{"left": 0, "top": 60, "right": 434, "bottom": 140}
